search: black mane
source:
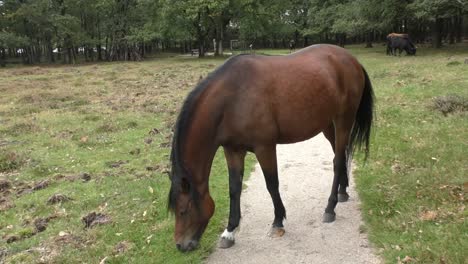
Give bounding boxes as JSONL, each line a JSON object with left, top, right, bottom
{"left": 167, "top": 55, "right": 248, "bottom": 211}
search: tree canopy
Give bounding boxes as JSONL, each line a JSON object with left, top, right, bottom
{"left": 0, "top": 0, "right": 466, "bottom": 65}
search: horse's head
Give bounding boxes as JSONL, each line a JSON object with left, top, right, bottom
{"left": 169, "top": 177, "right": 215, "bottom": 252}
{"left": 408, "top": 44, "right": 417, "bottom": 55}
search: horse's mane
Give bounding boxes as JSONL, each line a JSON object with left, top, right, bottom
{"left": 167, "top": 54, "right": 248, "bottom": 212}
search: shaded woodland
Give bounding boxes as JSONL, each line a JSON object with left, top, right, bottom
{"left": 0, "top": 0, "right": 467, "bottom": 65}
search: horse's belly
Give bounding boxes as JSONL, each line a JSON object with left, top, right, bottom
{"left": 276, "top": 113, "right": 332, "bottom": 144}
{"left": 274, "top": 88, "right": 338, "bottom": 144}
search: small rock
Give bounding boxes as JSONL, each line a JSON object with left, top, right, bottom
{"left": 144, "top": 138, "right": 153, "bottom": 145}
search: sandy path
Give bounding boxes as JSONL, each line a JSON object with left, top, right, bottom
{"left": 207, "top": 134, "right": 380, "bottom": 264}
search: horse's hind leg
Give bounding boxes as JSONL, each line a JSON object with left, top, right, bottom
{"left": 323, "top": 123, "right": 349, "bottom": 202}
{"left": 323, "top": 118, "right": 353, "bottom": 223}
{"left": 219, "top": 147, "right": 246, "bottom": 249}
{"left": 323, "top": 123, "right": 335, "bottom": 152}
{"left": 255, "top": 145, "right": 286, "bottom": 237}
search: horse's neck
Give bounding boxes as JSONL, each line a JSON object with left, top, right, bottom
{"left": 182, "top": 107, "right": 220, "bottom": 192}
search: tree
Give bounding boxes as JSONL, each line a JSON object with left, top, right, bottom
{"left": 410, "top": 0, "right": 468, "bottom": 48}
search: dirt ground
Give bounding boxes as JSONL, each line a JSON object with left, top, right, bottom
{"left": 207, "top": 134, "right": 380, "bottom": 264}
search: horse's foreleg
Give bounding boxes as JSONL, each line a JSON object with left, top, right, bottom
{"left": 323, "top": 120, "right": 353, "bottom": 223}
{"left": 219, "top": 147, "right": 246, "bottom": 249}
{"left": 255, "top": 145, "right": 286, "bottom": 237}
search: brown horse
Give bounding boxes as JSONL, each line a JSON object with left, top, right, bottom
{"left": 168, "top": 44, "right": 374, "bottom": 252}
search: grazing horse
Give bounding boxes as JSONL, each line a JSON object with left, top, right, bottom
{"left": 168, "top": 44, "right": 374, "bottom": 252}
{"left": 386, "top": 33, "right": 416, "bottom": 56}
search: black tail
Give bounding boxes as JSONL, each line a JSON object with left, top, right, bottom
{"left": 349, "top": 66, "right": 374, "bottom": 160}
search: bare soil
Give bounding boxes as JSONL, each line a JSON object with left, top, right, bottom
{"left": 207, "top": 134, "right": 380, "bottom": 264}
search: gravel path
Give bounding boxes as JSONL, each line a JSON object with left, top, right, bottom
{"left": 207, "top": 134, "right": 380, "bottom": 264}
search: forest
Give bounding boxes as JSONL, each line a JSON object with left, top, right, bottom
{"left": 0, "top": 0, "right": 467, "bottom": 65}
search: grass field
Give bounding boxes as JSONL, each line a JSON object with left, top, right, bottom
{"left": 0, "top": 55, "right": 256, "bottom": 263}
{"left": 353, "top": 45, "right": 467, "bottom": 263}
{"left": 1, "top": 44, "right": 467, "bottom": 263}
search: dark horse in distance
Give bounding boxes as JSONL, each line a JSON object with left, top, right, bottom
{"left": 386, "top": 33, "right": 416, "bottom": 56}
{"left": 168, "top": 44, "right": 374, "bottom": 252}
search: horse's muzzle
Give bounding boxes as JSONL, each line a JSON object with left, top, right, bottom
{"left": 176, "top": 240, "right": 199, "bottom": 252}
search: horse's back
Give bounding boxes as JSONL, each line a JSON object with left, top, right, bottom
{"left": 216, "top": 45, "right": 365, "bottom": 147}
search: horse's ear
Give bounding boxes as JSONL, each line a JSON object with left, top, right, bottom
{"left": 181, "top": 178, "right": 190, "bottom": 193}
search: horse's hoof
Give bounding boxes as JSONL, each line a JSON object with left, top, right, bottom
{"left": 268, "top": 227, "right": 285, "bottom": 238}
{"left": 338, "top": 193, "right": 350, "bottom": 202}
{"left": 218, "top": 237, "right": 235, "bottom": 249}
{"left": 323, "top": 212, "right": 336, "bottom": 223}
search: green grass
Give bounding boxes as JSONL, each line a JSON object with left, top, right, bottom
{"left": 1, "top": 44, "right": 467, "bottom": 263}
{"left": 0, "top": 57, "right": 255, "bottom": 263}
{"left": 349, "top": 44, "right": 467, "bottom": 263}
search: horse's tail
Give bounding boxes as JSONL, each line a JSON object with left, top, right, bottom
{"left": 349, "top": 66, "right": 374, "bottom": 160}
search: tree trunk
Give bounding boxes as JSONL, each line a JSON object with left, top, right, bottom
{"left": 48, "top": 45, "right": 55, "bottom": 63}
{"left": 67, "top": 48, "right": 72, "bottom": 64}
{"left": 455, "top": 13, "right": 463, "bottom": 43}
{"left": 431, "top": 18, "right": 443, "bottom": 48}
{"left": 218, "top": 24, "right": 224, "bottom": 56}
{"left": 0, "top": 48, "right": 5, "bottom": 67}
{"left": 97, "top": 44, "right": 102, "bottom": 61}
{"left": 365, "top": 32, "right": 373, "bottom": 48}
{"left": 449, "top": 17, "right": 455, "bottom": 44}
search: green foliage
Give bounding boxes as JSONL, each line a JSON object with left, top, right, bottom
{"left": 0, "top": 0, "right": 466, "bottom": 64}
{"left": 410, "top": 0, "right": 467, "bottom": 21}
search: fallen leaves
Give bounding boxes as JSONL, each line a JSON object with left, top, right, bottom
{"left": 397, "top": 255, "right": 415, "bottom": 263}
{"left": 146, "top": 234, "right": 153, "bottom": 244}
{"left": 99, "top": 256, "right": 108, "bottom": 264}
{"left": 113, "top": 240, "right": 133, "bottom": 255}
{"left": 419, "top": 210, "right": 438, "bottom": 221}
